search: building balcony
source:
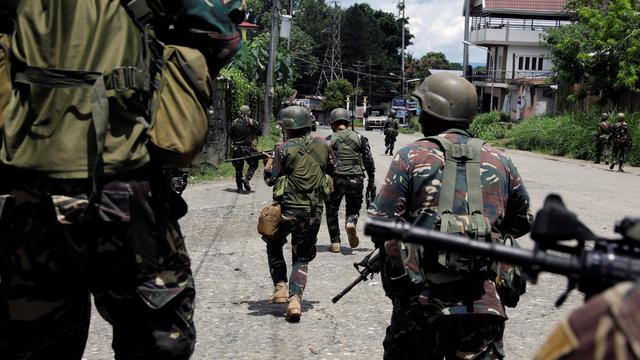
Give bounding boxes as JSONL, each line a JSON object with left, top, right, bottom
{"left": 469, "top": 69, "right": 555, "bottom": 85}
{"left": 469, "top": 18, "right": 570, "bottom": 46}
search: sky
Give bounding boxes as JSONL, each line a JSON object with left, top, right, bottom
{"left": 339, "top": 0, "right": 488, "bottom": 64}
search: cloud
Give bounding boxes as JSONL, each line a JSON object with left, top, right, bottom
{"left": 339, "top": 0, "right": 487, "bottom": 63}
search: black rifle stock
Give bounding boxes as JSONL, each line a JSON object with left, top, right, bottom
{"left": 362, "top": 194, "right": 640, "bottom": 307}
{"left": 331, "top": 249, "right": 382, "bottom": 303}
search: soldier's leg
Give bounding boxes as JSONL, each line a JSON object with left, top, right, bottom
{"left": 382, "top": 299, "right": 441, "bottom": 359}
{"left": 0, "top": 194, "right": 91, "bottom": 360}
{"left": 91, "top": 175, "right": 196, "bottom": 359}
{"left": 610, "top": 143, "right": 619, "bottom": 169}
{"left": 264, "top": 210, "right": 295, "bottom": 287}
{"left": 344, "top": 176, "right": 364, "bottom": 248}
{"left": 595, "top": 140, "right": 603, "bottom": 163}
{"left": 289, "top": 209, "right": 321, "bottom": 299}
{"left": 604, "top": 142, "right": 610, "bottom": 164}
{"left": 389, "top": 138, "right": 396, "bottom": 155}
{"left": 245, "top": 157, "right": 259, "bottom": 182}
{"left": 438, "top": 314, "right": 506, "bottom": 359}
{"left": 232, "top": 159, "right": 244, "bottom": 192}
{"left": 326, "top": 178, "right": 347, "bottom": 246}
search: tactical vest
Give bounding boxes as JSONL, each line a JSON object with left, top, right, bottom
{"left": 330, "top": 129, "right": 363, "bottom": 176}
{"left": 273, "top": 135, "right": 331, "bottom": 210}
{"left": 230, "top": 117, "right": 257, "bottom": 146}
{"left": 400, "top": 131, "right": 493, "bottom": 286}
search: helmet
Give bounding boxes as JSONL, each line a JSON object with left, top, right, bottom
{"left": 279, "top": 105, "right": 312, "bottom": 130}
{"left": 601, "top": 112, "right": 609, "bottom": 120}
{"left": 330, "top": 108, "right": 350, "bottom": 124}
{"left": 389, "top": 109, "right": 397, "bottom": 118}
{"left": 240, "top": 105, "right": 251, "bottom": 115}
{"left": 617, "top": 113, "right": 625, "bottom": 122}
{"left": 412, "top": 73, "right": 478, "bottom": 123}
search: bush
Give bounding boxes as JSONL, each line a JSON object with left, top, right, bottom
{"left": 220, "top": 67, "right": 253, "bottom": 119}
{"left": 470, "top": 112, "right": 508, "bottom": 141}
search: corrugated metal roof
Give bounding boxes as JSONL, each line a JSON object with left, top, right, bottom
{"left": 484, "top": 0, "right": 568, "bottom": 12}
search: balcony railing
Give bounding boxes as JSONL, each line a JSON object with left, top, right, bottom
{"left": 471, "top": 17, "right": 571, "bottom": 32}
{"left": 469, "top": 70, "right": 555, "bottom": 84}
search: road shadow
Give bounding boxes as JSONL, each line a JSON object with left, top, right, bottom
{"left": 315, "top": 244, "right": 373, "bottom": 255}
{"left": 244, "top": 299, "right": 318, "bottom": 318}
{"left": 220, "top": 188, "right": 255, "bottom": 194}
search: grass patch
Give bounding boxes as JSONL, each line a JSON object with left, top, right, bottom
{"left": 189, "top": 124, "right": 282, "bottom": 183}
{"left": 470, "top": 111, "right": 640, "bottom": 166}
{"left": 398, "top": 116, "right": 421, "bottom": 135}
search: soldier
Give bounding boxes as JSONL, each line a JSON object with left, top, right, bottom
{"left": 383, "top": 110, "right": 399, "bottom": 155}
{"left": 325, "top": 108, "right": 376, "bottom": 253}
{"left": 609, "top": 113, "right": 633, "bottom": 172}
{"left": 594, "top": 112, "right": 611, "bottom": 164}
{"left": 262, "top": 105, "right": 335, "bottom": 322}
{"left": 230, "top": 105, "right": 262, "bottom": 193}
{"left": 0, "top": 0, "right": 246, "bottom": 357}
{"left": 369, "top": 73, "right": 533, "bottom": 359}
{"left": 535, "top": 281, "right": 640, "bottom": 359}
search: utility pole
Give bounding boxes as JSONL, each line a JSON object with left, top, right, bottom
{"left": 287, "top": 0, "right": 294, "bottom": 50}
{"left": 463, "top": 0, "right": 471, "bottom": 78}
{"left": 399, "top": 0, "right": 406, "bottom": 96}
{"left": 264, "top": 0, "right": 281, "bottom": 136}
{"left": 354, "top": 62, "right": 365, "bottom": 130}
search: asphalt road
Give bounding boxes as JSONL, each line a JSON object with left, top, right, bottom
{"left": 84, "top": 126, "right": 640, "bottom": 359}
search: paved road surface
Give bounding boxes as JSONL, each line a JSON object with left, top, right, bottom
{"left": 84, "top": 127, "right": 640, "bottom": 359}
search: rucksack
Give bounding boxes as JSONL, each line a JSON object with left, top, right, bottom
{"left": 397, "top": 132, "right": 526, "bottom": 305}
{"left": 330, "top": 130, "right": 364, "bottom": 175}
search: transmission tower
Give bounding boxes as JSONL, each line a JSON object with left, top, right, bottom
{"left": 316, "top": 1, "right": 343, "bottom": 94}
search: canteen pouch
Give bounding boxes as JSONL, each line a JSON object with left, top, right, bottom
{"left": 148, "top": 45, "right": 212, "bottom": 166}
{"left": 494, "top": 234, "right": 527, "bottom": 307}
{"left": 257, "top": 202, "right": 281, "bottom": 237}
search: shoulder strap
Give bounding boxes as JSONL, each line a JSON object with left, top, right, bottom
{"left": 424, "top": 135, "right": 485, "bottom": 215}
{"left": 289, "top": 137, "right": 326, "bottom": 174}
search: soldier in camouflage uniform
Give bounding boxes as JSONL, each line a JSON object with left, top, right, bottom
{"left": 594, "top": 112, "right": 611, "bottom": 164}
{"left": 535, "top": 281, "right": 640, "bottom": 360}
{"left": 262, "top": 105, "right": 335, "bottom": 322}
{"left": 609, "top": 113, "right": 633, "bottom": 172}
{"left": 0, "top": 1, "right": 214, "bottom": 358}
{"left": 383, "top": 110, "right": 399, "bottom": 155}
{"left": 325, "top": 108, "right": 376, "bottom": 253}
{"left": 230, "top": 105, "right": 262, "bottom": 192}
{"left": 369, "top": 73, "right": 533, "bottom": 359}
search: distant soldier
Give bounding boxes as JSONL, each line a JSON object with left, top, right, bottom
{"left": 383, "top": 110, "right": 399, "bottom": 155}
{"left": 230, "top": 105, "right": 261, "bottom": 193}
{"left": 594, "top": 112, "right": 611, "bottom": 164}
{"left": 609, "top": 113, "right": 632, "bottom": 172}
{"left": 325, "top": 108, "right": 376, "bottom": 253}
{"left": 262, "top": 106, "right": 335, "bottom": 322}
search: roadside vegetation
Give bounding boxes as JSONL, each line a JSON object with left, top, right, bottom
{"left": 470, "top": 111, "right": 640, "bottom": 166}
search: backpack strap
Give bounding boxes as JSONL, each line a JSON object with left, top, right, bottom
{"left": 423, "top": 134, "right": 485, "bottom": 215}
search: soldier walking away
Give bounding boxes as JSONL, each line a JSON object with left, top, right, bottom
{"left": 262, "top": 105, "right": 335, "bottom": 322}
{"left": 383, "top": 110, "right": 399, "bottom": 155}
{"left": 325, "top": 108, "right": 376, "bottom": 253}
{"left": 368, "top": 73, "right": 533, "bottom": 359}
{"left": 594, "top": 112, "right": 611, "bottom": 164}
{"left": 609, "top": 113, "right": 633, "bottom": 172}
{"left": 230, "top": 105, "right": 262, "bottom": 193}
{"left": 0, "top": 0, "right": 246, "bottom": 357}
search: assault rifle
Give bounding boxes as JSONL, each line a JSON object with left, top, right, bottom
{"left": 362, "top": 194, "right": 640, "bottom": 307}
{"left": 331, "top": 248, "right": 383, "bottom": 303}
{"left": 224, "top": 149, "right": 275, "bottom": 163}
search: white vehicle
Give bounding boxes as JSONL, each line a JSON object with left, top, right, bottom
{"left": 363, "top": 106, "right": 388, "bottom": 131}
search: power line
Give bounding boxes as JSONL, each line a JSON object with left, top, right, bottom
{"left": 316, "top": 1, "right": 344, "bottom": 94}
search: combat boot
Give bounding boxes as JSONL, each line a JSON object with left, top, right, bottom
{"left": 619, "top": 164, "right": 624, "bottom": 172}
{"left": 243, "top": 177, "right": 252, "bottom": 192}
{"left": 610, "top": 162, "right": 615, "bottom": 170}
{"left": 268, "top": 282, "right": 288, "bottom": 304}
{"left": 329, "top": 242, "right": 341, "bottom": 253}
{"left": 345, "top": 223, "right": 359, "bottom": 248}
{"left": 285, "top": 295, "right": 301, "bottom": 322}
{"left": 236, "top": 178, "right": 244, "bottom": 193}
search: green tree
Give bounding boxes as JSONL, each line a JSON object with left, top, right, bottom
{"left": 322, "top": 79, "right": 353, "bottom": 111}
{"left": 545, "top": 0, "right": 640, "bottom": 103}
{"left": 421, "top": 52, "right": 450, "bottom": 69}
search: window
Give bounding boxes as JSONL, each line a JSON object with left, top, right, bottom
{"left": 538, "top": 57, "right": 544, "bottom": 70}
{"left": 525, "top": 57, "right": 530, "bottom": 70}
{"left": 531, "top": 57, "right": 537, "bottom": 70}
{"left": 518, "top": 57, "right": 524, "bottom": 70}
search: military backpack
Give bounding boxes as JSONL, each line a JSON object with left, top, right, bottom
{"left": 330, "top": 130, "right": 364, "bottom": 176}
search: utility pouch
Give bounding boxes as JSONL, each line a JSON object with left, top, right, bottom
{"left": 257, "top": 202, "right": 281, "bottom": 237}
{"left": 494, "top": 234, "right": 527, "bottom": 307}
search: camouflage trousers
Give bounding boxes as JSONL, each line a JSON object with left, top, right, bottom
{"left": 611, "top": 141, "right": 631, "bottom": 167}
{"left": 232, "top": 144, "right": 259, "bottom": 189}
{"left": 383, "top": 297, "right": 505, "bottom": 360}
{"left": 263, "top": 207, "right": 321, "bottom": 298}
{"left": 325, "top": 175, "right": 364, "bottom": 243}
{"left": 594, "top": 137, "right": 610, "bottom": 163}
{"left": 0, "top": 167, "right": 196, "bottom": 360}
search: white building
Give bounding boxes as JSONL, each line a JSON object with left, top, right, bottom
{"left": 465, "top": 0, "right": 572, "bottom": 120}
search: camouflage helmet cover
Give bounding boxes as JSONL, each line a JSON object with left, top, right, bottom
{"left": 601, "top": 112, "right": 609, "bottom": 120}
{"left": 330, "top": 108, "right": 350, "bottom": 124}
{"left": 412, "top": 72, "right": 478, "bottom": 123}
{"left": 617, "top": 113, "right": 625, "bottom": 122}
{"left": 279, "top": 105, "right": 313, "bottom": 130}
{"left": 240, "top": 105, "right": 251, "bottom": 115}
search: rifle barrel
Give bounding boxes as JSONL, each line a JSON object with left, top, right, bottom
{"left": 331, "top": 274, "right": 366, "bottom": 303}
